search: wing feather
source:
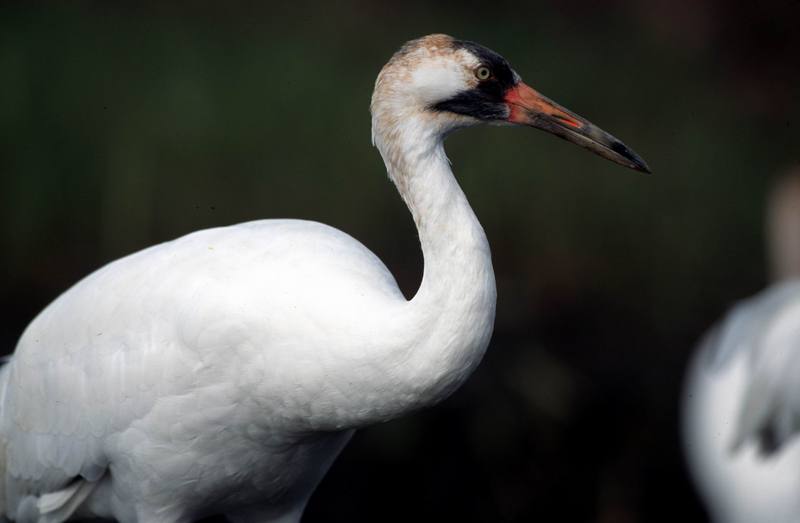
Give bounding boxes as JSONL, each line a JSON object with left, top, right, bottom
{"left": 704, "top": 281, "right": 800, "bottom": 453}
{"left": 0, "top": 219, "right": 403, "bottom": 519}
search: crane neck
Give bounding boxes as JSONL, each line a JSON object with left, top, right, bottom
{"left": 767, "top": 170, "right": 800, "bottom": 282}
{"left": 372, "top": 115, "right": 497, "bottom": 411}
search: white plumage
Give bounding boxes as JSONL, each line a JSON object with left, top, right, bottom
{"left": 683, "top": 167, "right": 800, "bottom": 523}
{"left": 1, "top": 34, "right": 648, "bottom": 523}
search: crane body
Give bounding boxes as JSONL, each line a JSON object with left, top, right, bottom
{"left": 684, "top": 282, "right": 800, "bottom": 523}
{"left": 4, "top": 219, "right": 461, "bottom": 522}
{"left": 684, "top": 169, "right": 800, "bottom": 523}
{"left": 0, "top": 34, "right": 648, "bottom": 523}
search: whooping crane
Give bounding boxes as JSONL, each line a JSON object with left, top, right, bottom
{"left": 684, "top": 166, "right": 800, "bottom": 523}
{"left": 0, "top": 34, "right": 649, "bottom": 523}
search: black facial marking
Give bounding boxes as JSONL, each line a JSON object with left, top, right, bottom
{"left": 433, "top": 90, "right": 509, "bottom": 120}
{"left": 452, "top": 39, "right": 517, "bottom": 89}
{"left": 431, "top": 39, "right": 519, "bottom": 121}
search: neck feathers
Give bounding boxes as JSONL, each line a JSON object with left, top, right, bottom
{"left": 369, "top": 107, "right": 497, "bottom": 416}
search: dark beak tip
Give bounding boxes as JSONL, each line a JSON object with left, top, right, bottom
{"left": 610, "top": 140, "right": 651, "bottom": 174}
{"left": 632, "top": 159, "right": 652, "bottom": 175}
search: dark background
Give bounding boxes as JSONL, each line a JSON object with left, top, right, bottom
{"left": 2, "top": 1, "right": 799, "bottom": 521}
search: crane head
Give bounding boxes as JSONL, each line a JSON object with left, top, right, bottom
{"left": 371, "top": 34, "right": 650, "bottom": 174}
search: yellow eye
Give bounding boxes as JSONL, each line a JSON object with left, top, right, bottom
{"left": 475, "top": 66, "right": 491, "bottom": 80}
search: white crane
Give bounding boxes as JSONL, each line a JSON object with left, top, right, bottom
{"left": 0, "top": 34, "right": 649, "bottom": 523}
{"left": 684, "top": 166, "right": 800, "bottom": 523}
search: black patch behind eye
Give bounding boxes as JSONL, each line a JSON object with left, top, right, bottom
{"left": 452, "top": 39, "right": 517, "bottom": 90}
{"left": 431, "top": 39, "right": 518, "bottom": 121}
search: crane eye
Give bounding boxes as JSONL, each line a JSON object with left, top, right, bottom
{"left": 475, "top": 66, "right": 491, "bottom": 80}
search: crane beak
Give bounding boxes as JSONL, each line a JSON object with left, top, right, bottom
{"left": 505, "top": 82, "right": 651, "bottom": 173}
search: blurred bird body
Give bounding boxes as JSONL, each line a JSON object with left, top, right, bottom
{"left": 684, "top": 169, "right": 800, "bottom": 523}
{"left": 684, "top": 282, "right": 800, "bottom": 522}
{"left": 0, "top": 34, "right": 647, "bottom": 523}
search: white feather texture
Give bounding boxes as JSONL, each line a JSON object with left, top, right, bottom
{"left": 0, "top": 35, "right": 496, "bottom": 523}
{"left": 408, "top": 49, "right": 479, "bottom": 107}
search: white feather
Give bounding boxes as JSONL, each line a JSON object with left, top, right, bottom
{"left": 684, "top": 281, "right": 800, "bottom": 522}
{"left": 0, "top": 36, "right": 497, "bottom": 523}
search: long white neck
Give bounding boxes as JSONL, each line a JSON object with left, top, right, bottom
{"left": 367, "top": 115, "right": 497, "bottom": 420}
{"left": 387, "top": 123, "right": 494, "bottom": 310}
{"left": 280, "top": 115, "right": 497, "bottom": 432}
